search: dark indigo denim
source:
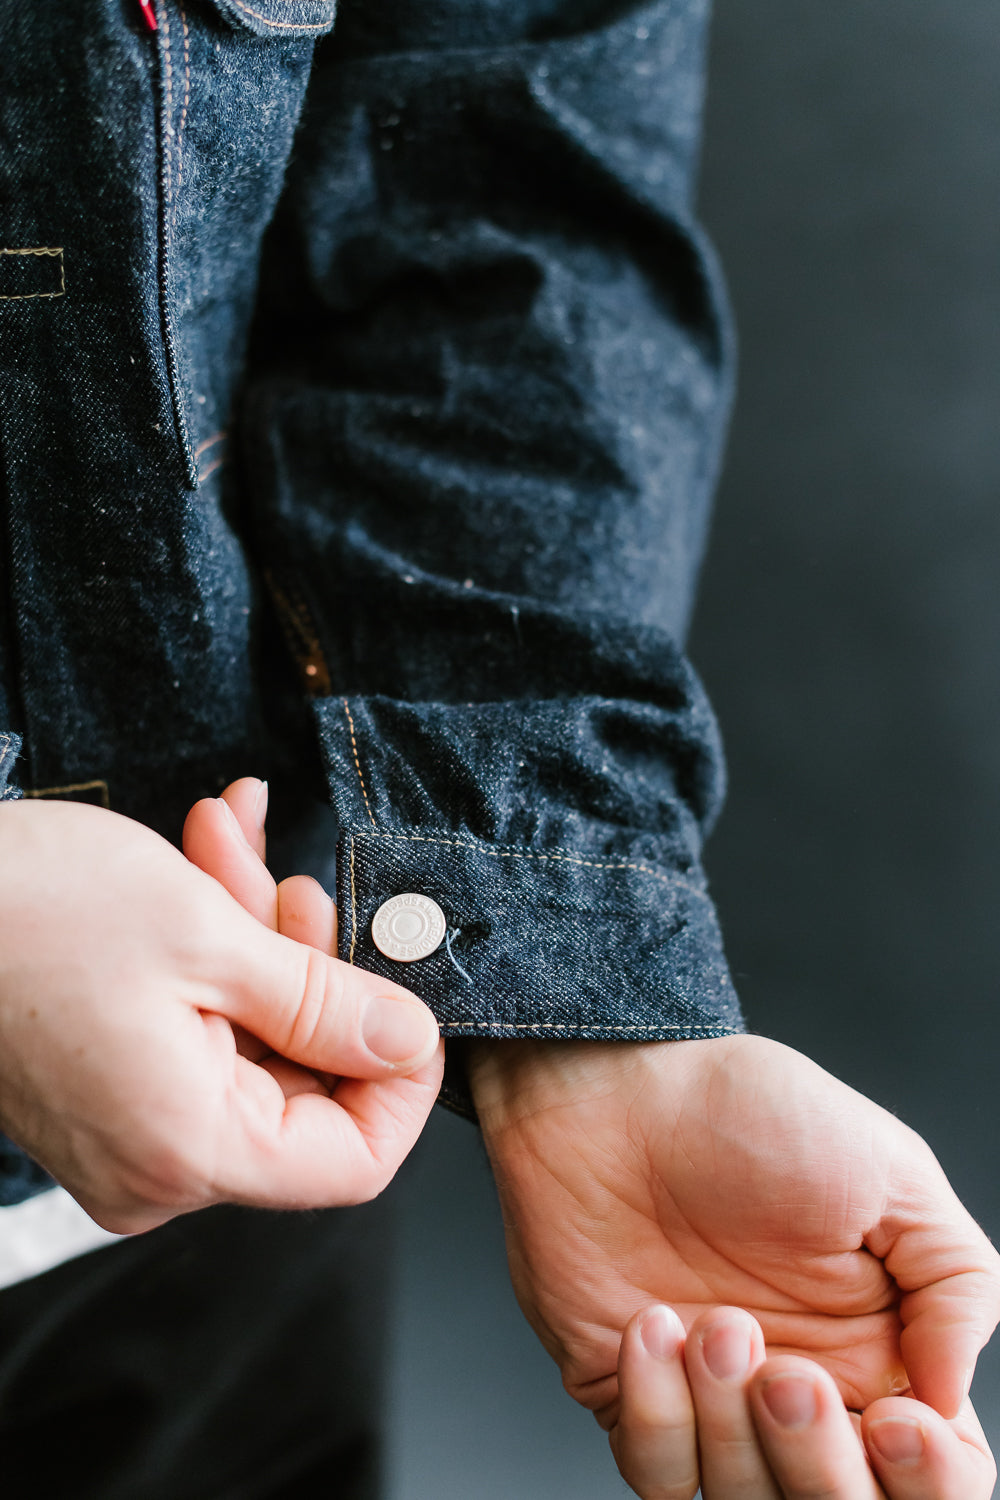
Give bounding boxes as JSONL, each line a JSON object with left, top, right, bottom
{"left": 0, "top": 0, "right": 742, "bottom": 1202}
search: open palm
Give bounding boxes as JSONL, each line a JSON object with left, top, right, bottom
{"left": 469, "top": 1036, "right": 1000, "bottom": 1425}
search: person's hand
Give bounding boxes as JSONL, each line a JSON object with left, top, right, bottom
{"left": 180, "top": 777, "right": 356, "bottom": 1086}
{"left": 613, "top": 1302, "right": 995, "bottom": 1498}
{"left": 468, "top": 1037, "right": 1000, "bottom": 1482}
{"left": 181, "top": 777, "right": 340, "bottom": 954}
{"left": 0, "top": 794, "right": 442, "bottom": 1233}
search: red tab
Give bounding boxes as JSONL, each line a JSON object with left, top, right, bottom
{"left": 138, "top": 0, "right": 158, "bottom": 30}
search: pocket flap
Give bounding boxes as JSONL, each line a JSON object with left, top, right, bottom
{"left": 207, "top": 0, "right": 337, "bottom": 39}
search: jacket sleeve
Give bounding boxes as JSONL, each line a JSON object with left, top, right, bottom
{"left": 0, "top": 733, "right": 21, "bottom": 802}
{"left": 240, "top": 0, "right": 745, "bottom": 1113}
{"left": 0, "top": 732, "right": 54, "bottom": 1202}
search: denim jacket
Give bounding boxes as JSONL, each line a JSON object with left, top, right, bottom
{"left": 0, "top": 0, "right": 743, "bottom": 1203}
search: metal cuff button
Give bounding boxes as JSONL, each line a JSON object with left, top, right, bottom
{"left": 372, "top": 893, "right": 446, "bottom": 962}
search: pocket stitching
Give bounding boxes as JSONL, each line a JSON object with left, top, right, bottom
{"left": 152, "top": 0, "right": 197, "bottom": 485}
{"left": 0, "top": 247, "right": 65, "bottom": 302}
{"left": 224, "top": 0, "right": 336, "bottom": 32}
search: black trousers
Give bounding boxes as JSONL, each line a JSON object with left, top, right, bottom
{"left": 0, "top": 1199, "right": 392, "bottom": 1499}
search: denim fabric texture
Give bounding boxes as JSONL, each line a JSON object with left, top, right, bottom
{"left": 0, "top": 0, "right": 742, "bottom": 1198}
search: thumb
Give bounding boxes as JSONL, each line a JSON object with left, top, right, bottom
{"left": 872, "top": 1145, "right": 1000, "bottom": 1417}
{"left": 219, "top": 914, "right": 441, "bottom": 1081}
{"left": 898, "top": 1263, "right": 1000, "bottom": 1416}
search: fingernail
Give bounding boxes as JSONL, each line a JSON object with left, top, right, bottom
{"left": 760, "top": 1373, "right": 817, "bottom": 1430}
{"left": 868, "top": 1418, "right": 925, "bottom": 1465}
{"left": 701, "top": 1319, "right": 753, "bottom": 1381}
{"left": 362, "top": 996, "right": 437, "bottom": 1065}
{"left": 218, "top": 796, "right": 250, "bottom": 846}
{"left": 639, "top": 1306, "right": 685, "bottom": 1361}
{"left": 254, "top": 780, "right": 269, "bottom": 833}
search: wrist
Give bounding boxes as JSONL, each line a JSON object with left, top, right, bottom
{"left": 467, "top": 1036, "right": 598, "bottom": 1121}
{"left": 468, "top": 1036, "right": 703, "bottom": 1140}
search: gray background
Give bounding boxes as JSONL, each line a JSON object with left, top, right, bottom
{"left": 389, "top": 0, "right": 1000, "bottom": 1493}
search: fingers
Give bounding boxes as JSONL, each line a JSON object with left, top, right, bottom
{"left": 183, "top": 776, "right": 442, "bottom": 1203}
{"left": 684, "top": 1309, "right": 780, "bottom": 1498}
{"left": 274, "top": 877, "right": 341, "bottom": 1089}
{"left": 613, "top": 1301, "right": 997, "bottom": 1500}
{"left": 748, "top": 1356, "right": 886, "bottom": 1500}
{"left": 611, "top": 1305, "right": 699, "bottom": 1500}
{"left": 218, "top": 1041, "right": 445, "bottom": 1207}
{"left": 897, "top": 1267, "right": 1000, "bottom": 1418}
{"left": 183, "top": 790, "right": 277, "bottom": 928}
{"left": 220, "top": 776, "right": 268, "bottom": 860}
{"left": 185, "top": 784, "right": 340, "bottom": 955}
{"left": 862, "top": 1395, "right": 997, "bottom": 1500}
{"left": 184, "top": 780, "right": 439, "bottom": 1080}
{"left": 868, "top": 1147, "right": 1000, "bottom": 1416}
{"left": 224, "top": 919, "right": 441, "bottom": 1080}
{"left": 277, "top": 874, "right": 338, "bottom": 955}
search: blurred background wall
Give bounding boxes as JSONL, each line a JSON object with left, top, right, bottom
{"left": 388, "top": 0, "right": 1000, "bottom": 1493}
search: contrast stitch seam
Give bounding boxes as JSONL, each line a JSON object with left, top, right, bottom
{"left": 0, "top": 247, "right": 65, "bottom": 301}
{"left": 350, "top": 827, "right": 709, "bottom": 895}
{"left": 348, "top": 834, "right": 358, "bottom": 964}
{"left": 197, "top": 454, "right": 225, "bottom": 481}
{"left": 193, "top": 430, "right": 226, "bottom": 459}
{"left": 265, "top": 573, "right": 323, "bottom": 647}
{"left": 152, "top": 1, "right": 195, "bottom": 484}
{"left": 226, "top": 0, "right": 333, "bottom": 31}
{"left": 26, "top": 778, "right": 110, "bottom": 809}
{"left": 442, "top": 1022, "right": 740, "bottom": 1034}
{"left": 261, "top": 572, "right": 332, "bottom": 694}
{"left": 285, "top": 593, "right": 319, "bottom": 638}
{"left": 158, "top": 2, "right": 175, "bottom": 213}
{"left": 0, "top": 246, "right": 64, "bottom": 260}
{"left": 176, "top": 4, "right": 191, "bottom": 191}
{"left": 342, "top": 699, "right": 376, "bottom": 827}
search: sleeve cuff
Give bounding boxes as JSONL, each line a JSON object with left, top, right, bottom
{"left": 317, "top": 698, "right": 743, "bottom": 1117}
{"left": 0, "top": 732, "right": 22, "bottom": 801}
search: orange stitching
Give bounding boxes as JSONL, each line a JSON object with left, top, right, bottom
{"left": 348, "top": 834, "right": 357, "bottom": 964}
{"left": 197, "top": 455, "right": 225, "bottom": 481}
{"left": 336, "top": 713, "right": 707, "bottom": 894}
{"left": 264, "top": 572, "right": 332, "bottom": 695}
{"left": 442, "top": 1022, "right": 739, "bottom": 1034}
{"left": 176, "top": 4, "right": 191, "bottom": 190}
{"left": 282, "top": 589, "right": 316, "bottom": 637}
{"left": 158, "top": 2, "right": 175, "bottom": 210}
{"left": 0, "top": 248, "right": 63, "bottom": 261}
{"left": 266, "top": 573, "right": 318, "bottom": 642}
{"left": 350, "top": 827, "right": 710, "bottom": 896}
{"left": 344, "top": 801, "right": 726, "bottom": 1023}
{"left": 342, "top": 699, "right": 376, "bottom": 827}
{"left": 193, "top": 430, "right": 226, "bottom": 459}
{"left": 0, "top": 247, "right": 65, "bottom": 301}
{"left": 26, "top": 779, "right": 110, "bottom": 810}
{"left": 226, "top": 0, "right": 333, "bottom": 31}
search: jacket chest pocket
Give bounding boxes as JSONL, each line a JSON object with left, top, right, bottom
{"left": 204, "top": 0, "right": 338, "bottom": 37}
{"left": 151, "top": 0, "right": 337, "bottom": 484}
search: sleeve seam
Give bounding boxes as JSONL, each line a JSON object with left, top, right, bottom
{"left": 442, "top": 1022, "right": 741, "bottom": 1034}
{"left": 338, "top": 698, "right": 707, "bottom": 896}
{"left": 348, "top": 825, "right": 710, "bottom": 897}
{"left": 342, "top": 698, "right": 377, "bottom": 827}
